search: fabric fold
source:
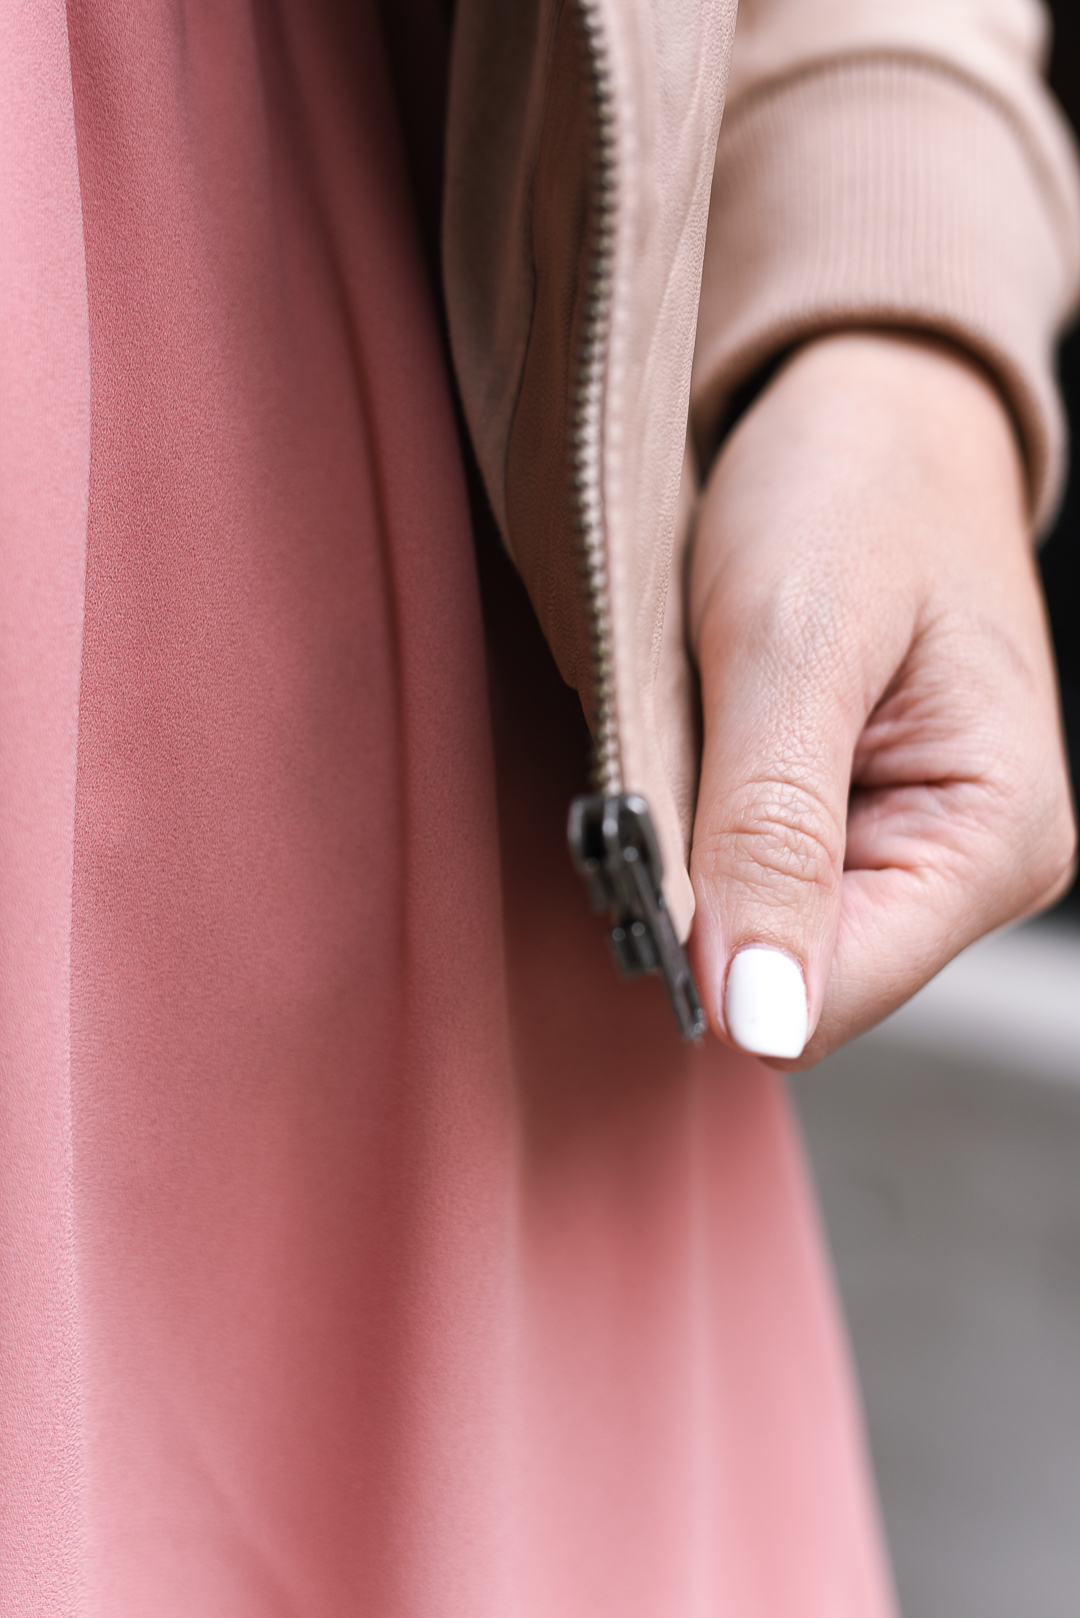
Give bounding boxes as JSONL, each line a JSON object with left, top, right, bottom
{"left": 0, "top": 2, "right": 91, "bottom": 1610}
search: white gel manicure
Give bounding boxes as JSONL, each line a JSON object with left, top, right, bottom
{"left": 725, "top": 947, "right": 808, "bottom": 1059}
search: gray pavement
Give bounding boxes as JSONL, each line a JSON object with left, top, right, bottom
{"left": 791, "top": 923, "right": 1080, "bottom": 1618}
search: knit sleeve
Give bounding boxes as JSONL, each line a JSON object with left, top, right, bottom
{"left": 690, "top": 0, "right": 1080, "bottom": 528}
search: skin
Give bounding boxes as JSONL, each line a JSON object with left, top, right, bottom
{"left": 688, "top": 329, "right": 1077, "bottom": 1070}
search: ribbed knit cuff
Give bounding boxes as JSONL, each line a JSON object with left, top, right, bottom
{"left": 691, "top": 57, "right": 1079, "bottom": 529}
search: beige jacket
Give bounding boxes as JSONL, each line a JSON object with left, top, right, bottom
{"left": 443, "top": 0, "right": 1080, "bottom": 969}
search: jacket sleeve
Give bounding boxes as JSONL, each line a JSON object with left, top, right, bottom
{"left": 690, "top": 0, "right": 1080, "bottom": 528}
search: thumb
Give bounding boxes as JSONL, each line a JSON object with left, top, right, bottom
{"left": 688, "top": 573, "right": 868, "bottom": 1062}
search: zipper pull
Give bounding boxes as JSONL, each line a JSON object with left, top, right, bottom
{"left": 568, "top": 793, "right": 707, "bottom": 1041}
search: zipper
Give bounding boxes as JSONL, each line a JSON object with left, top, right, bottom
{"left": 566, "top": 0, "right": 706, "bottom": 1041}
{"left": 570, "top": 0, "right": 619, "bottom": 800}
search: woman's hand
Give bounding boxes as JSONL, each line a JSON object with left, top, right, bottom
{"left": 688, "top": 331, "right": 1076, "bottom": 1067}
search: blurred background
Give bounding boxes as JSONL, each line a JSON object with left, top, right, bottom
{"left": 790, "top": 10, "right": 1080, "bottom": 1613}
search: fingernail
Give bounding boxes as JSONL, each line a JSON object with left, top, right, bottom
{"left": 725, "top": 947, "right": 808, "bottom": 1058}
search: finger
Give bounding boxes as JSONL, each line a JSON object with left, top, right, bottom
{"left": 687, "top": 555, "right": 895, "bottom": 1060}
{"left": 792, "top": 755, "right": 1077, "bottom": 1068}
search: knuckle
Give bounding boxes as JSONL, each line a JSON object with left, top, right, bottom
{"left": 698, "top": 775, "right": 845, "bottom": 900}
{"left": 989, "top": 762, "right": 1078, "bottom": 912}
{"left": 1027, "top": 803, "right": 1078, "bottom": 907}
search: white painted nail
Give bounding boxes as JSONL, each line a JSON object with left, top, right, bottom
{"left": 725, "top": 947, "right": 808, "bottom": 1059}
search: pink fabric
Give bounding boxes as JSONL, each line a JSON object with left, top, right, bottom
{"left": 1, "top": 2, "right": 896, "bottom": 1613}
{"left": 0, "top": 1, "right": 90, "bottom": 1608}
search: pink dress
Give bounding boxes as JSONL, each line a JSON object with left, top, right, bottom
{"left": 0, "top": 2, "right": 895, "bottom": 1613}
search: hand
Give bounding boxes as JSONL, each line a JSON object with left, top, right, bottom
{"left": 687, "top": 331, "right": 1076, "bottom": 1068}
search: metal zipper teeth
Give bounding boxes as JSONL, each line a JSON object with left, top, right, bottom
{"left": 571, "top": 0, "right": 621, "bottom": 798}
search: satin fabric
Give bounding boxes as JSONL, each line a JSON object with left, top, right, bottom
{"left": 0, "top": 3, "right": 895, "bottom": 1612}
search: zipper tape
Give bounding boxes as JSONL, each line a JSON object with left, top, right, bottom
{"left": 567, "top": 2, "right": 706, "bottom": 1042}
